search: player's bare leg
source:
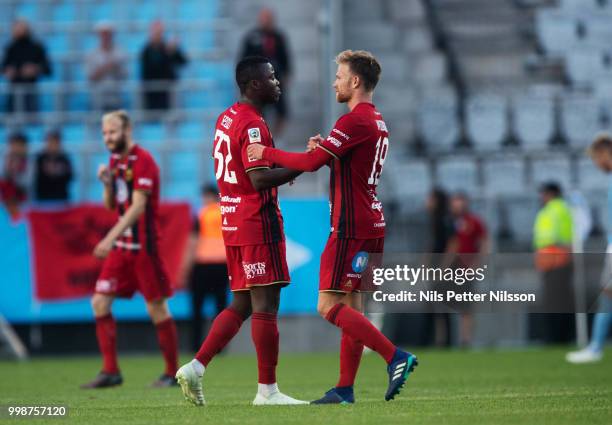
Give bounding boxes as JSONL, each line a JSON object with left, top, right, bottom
{"left": 250, "top": 285, "right": 307, "bottom": 405}
{"left": 176, "top": 292, "right": 251, "bottom": 405}
{"left": 146, "top": 298, "right": 179, "bottom": 387}
{"left": 81, "top": 293, "right": 123, "bottom": 389}
{"left": 316, "top": 291, "right": 418, "bottom": 402}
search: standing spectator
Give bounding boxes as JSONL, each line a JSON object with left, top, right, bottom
{"left": 567, "top": 135, "right": 612, "bottom": 363}
{"left": 425, "top": 188, "right": 455, "bottom": 347}
{"left": 140, "top": 21, "right": 188, "bottom": 112}
{"left": 0, "top": 132, "right": 29, "bottom": 219}
{"left": 533, "top": 182, "right": 575, "bottom": 344}
{"left": 239, "top": 8, "right": 291, "bottom": 137}
{"left": 34, "top": 130, "right": 73, "bottom": 202}
{"left": 447, "top": 192, "right": 489, "bottom": 347}
{"left": 180, "top": 185, "right": 228, "bottom": 352}
{"left": 86, "top": 22, "right": 127, "bottom": 111}
{"left": 1, "top": 20, "right": 51, "bottom": 114}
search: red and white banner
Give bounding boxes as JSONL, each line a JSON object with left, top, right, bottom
{"left": 28, "top": 203, "right": 191, "bottom": 301}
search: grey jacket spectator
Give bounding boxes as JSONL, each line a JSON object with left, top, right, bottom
{"left": 1, "top": 20, "right": 51, "bottom": 113}
{"left": 86, "top": 22, "right": 127, "bottom": 111}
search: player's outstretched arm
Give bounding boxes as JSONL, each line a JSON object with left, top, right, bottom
{"left": 247, "top": 168, "right": 302, "bottom": 191}
{"left": 247, "top": 144, "right": 332, "bottom": 172}
{"left": 93, "top": 190, "right": 148, "bottom": 258}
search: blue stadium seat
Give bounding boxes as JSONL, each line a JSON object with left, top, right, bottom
{"left": 169, "top": 150, "right": 201, "bottom": 182}
{"left": 67, "top": 91, "right": 90, "bottom": 112}
{"left": 466, "top": 94, "right": 508, "bottom": 151}
{"left": 136, "top": 122, "right": 166, "bottom": 143}
{"left": 483, "top": 156, "right": 525, "bottom": 197}
{"left": 89, "top": 152, "right": 109, "bottom": 181}
{"left": 128, "top": 0, "right": 159, "bottom": 22}
{"left": 90, "top": 2, "right": 115, "bottom": 22}
{"left": 14, "top": 2, "right": 39, "bottom": 21}
{"left": 46, "top": 33, "right": 70, "bottom": 54}
{"left": 165, "top": 181, "right": 199, "bottom": 202}
{"left": 436, "top": 157, "right": 479, "bottom": 195}
{"left": 532, "top": 155, "right": 573, "bottom": 192}
{"left": 24, "top": 125, "right": 46, "bottom": 144}
{"left": 176, "top": 121, "right": 207, "bottom": 143}
{"left": 86, "top": 182, "right": 102, "bottom": 202}
{"left": 182, "top": 91, "right": 216, "bottom": 110}
{"left": 388, "top": 160, "right": 430, "bottom": 213}
{"left": 38, "top": 90, "right": 56, "bottom": 113}
{"left": 565, "top": 50, "right": 603, "bottom": 88}
{"left": 577, "top": 157, "right": 608, "bottom": 192}
{"left": 512, "top": 95, "right": 554, "bottom": 150}
{"left": 536, "top": 10, "right": 578, "bottom": 55}
{"left": 560, "top": 94, "right": 601, "bottom": 147}
{"left": 417, "top": 95, "right": 459, "bottom": 152}
{"left": 62, "top": 124, "right": 87, "bottom": 146}
{"left": 52, "top": 2, "right": 77, "bottom": 23}
{"left": 505, "top": 199, "right": 539, "bottom": 242}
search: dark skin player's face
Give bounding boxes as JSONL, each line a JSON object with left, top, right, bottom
{"left": 251, "top": 63, "right": 281, "bottom": 105}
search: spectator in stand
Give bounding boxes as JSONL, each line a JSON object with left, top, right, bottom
{"left": 140, "top": 21, "right": 188, "bottom": 112}
{"left": 238, "top": 7, "right": 292, "bottom": 137}
{"left": 1, "top": 19, "right": 51, "bottom": 114}
{"left": 34, "top": 130, "right": 73, "bottom": 202}
{"left": 447, "top": 192, "right": 489, "bottom": 347}
{"left": 86, "top": 22, "right": 127, "bottom": 111}
{"left": 180, "top": 185, "right": 229, "bottom": 352}
{"left": 0, "top": 132, "right": 29, "bottom": 219}
{"left": 425, "top": 188, "right": 455, "bottom": 347}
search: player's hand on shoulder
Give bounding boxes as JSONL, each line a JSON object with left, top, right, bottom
{"left": 97, "top": 164, "right": 111, "bottom": 185}
{"left": 93, "top": 238, "right": 113, "bottom": 259}
{"left": 247, "top": 143, "right": 265, "bottom": 161}
{"left": 306, "top": 134, "right": 323, "bottom": 152}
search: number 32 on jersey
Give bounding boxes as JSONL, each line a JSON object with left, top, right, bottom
{"left": 214, "top": 129, "right": 237, "bottom": 184}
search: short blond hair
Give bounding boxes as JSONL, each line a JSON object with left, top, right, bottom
{"left": 588, "top": 133, "right": 612, "bottom": 157}
{"left": 335, "top": 49, "right": 381, "bottom": 91}
{"left": 102, "top": 110, "right": 131, "bottom": 130}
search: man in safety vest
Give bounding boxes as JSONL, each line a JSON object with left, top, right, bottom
{"left": 533, "top": 182, "right": 575, "bottom": 344}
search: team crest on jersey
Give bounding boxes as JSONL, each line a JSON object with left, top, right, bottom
{"left": 248, "top": 128, "right": 261, "bottom": 143}
{"left": 124, "top": 168, "right": 133, "bottom": 182}
{"left": 221, "top": 115, "right": 233, "bottom": 129}
{"left": 243, "top": 261, "right": 266, "bottom": 279}
{"left": 115, "top": 179, "right": 128, "bottom": 203}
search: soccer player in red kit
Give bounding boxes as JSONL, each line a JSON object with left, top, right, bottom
{"left": 175, "top": 56, "right": 307, "bottom": 406}
{"left": 248, "top": 50, "right": 418, "bottom": 403}
{"left": 81, "top": 110, "right": 178, "bottom": 389}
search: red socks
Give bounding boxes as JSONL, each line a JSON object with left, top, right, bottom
{"left": 337, "top": 332, "right": 364, "bottom": 387}
{"left": 251, "top": 312, "right": 279, "bottom": 384}
{"left": 155, "top": 318, "right": 179, "bottom": 376}
{"left": 326, "top": 303, "right": 395, "bottom": 364}
{"left": 95, "top": 314, "right": 119, "bottom": 374}
{"left": 195, "top": 307, "right": 244, "bottom": 367}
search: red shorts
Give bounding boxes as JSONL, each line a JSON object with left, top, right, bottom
{"left": 319, "top": 237, "right": 384, "bottom": 293}
{"left": 95, "top": 249, "right": 172, "bottom": 301}
{"left": 225, "top": 242, "right": 290, "bottom": 292}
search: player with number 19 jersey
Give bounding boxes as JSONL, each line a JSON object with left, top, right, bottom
{"left": 316, "top": 102, "right": 388, "bottom": 292}
{"left": 212, "top": 102, "right": 289, "bottom": 291}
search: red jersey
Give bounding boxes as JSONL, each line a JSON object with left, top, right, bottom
{"left": 454, "top": 213, "right": 487, "bottom": 254}
{"left": 109, "top": 144, "right": 161, "bottom": 253}
{"left": 212, "top": 102, "right": 284, "bottom": 246}
{"left": 318, "top": 103, "right": 388, "bottom": 239}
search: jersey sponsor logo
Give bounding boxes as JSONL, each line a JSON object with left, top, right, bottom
{"left": 347, "top": 273, "right": 362, "bottom": 279}
{"left": 376, "top": 120, "right": 388, "bottom": 132}
{"left": 220, "top": 205, "right": 237, "bottom": 214}
{"left": 138, "top": 177, "right": 153, "bottom": 187}
{"left": 248, "top": 128, "right": 261, "bottom": 143}
{"left": 222, "top": 226, "right": 238, "bottom": 231}
{"left": 220, "top": 195, "right": 242, "bottom": 203}
{"left": 374, "top": 222, "right": 386, "bottom": 228}
{"left": 372, "top": 201, "right": 383, "bottom": 211}
{"left": 221, "top": 115, "right": 233, "bottom": 129}
{"left": 115, "top": 179, "right": 128, "bottom": 203}
{"left": 352, "top": 251, "right": 369, "bottom": 273}
{"left": 327, "top": 136, "right": 342, "bottom": 148}
{"left": 332, "top": 128, "right": 350, "bottom": 140}
{"left": 125, "top": 168, "right": 133, "bottom": 181}
{"left": 242, "top": 261, "right": 266, "bottom": 279}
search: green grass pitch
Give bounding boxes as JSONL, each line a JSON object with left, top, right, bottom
{"left": 0, "top": 348, "right": 610, "bottom": 424}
